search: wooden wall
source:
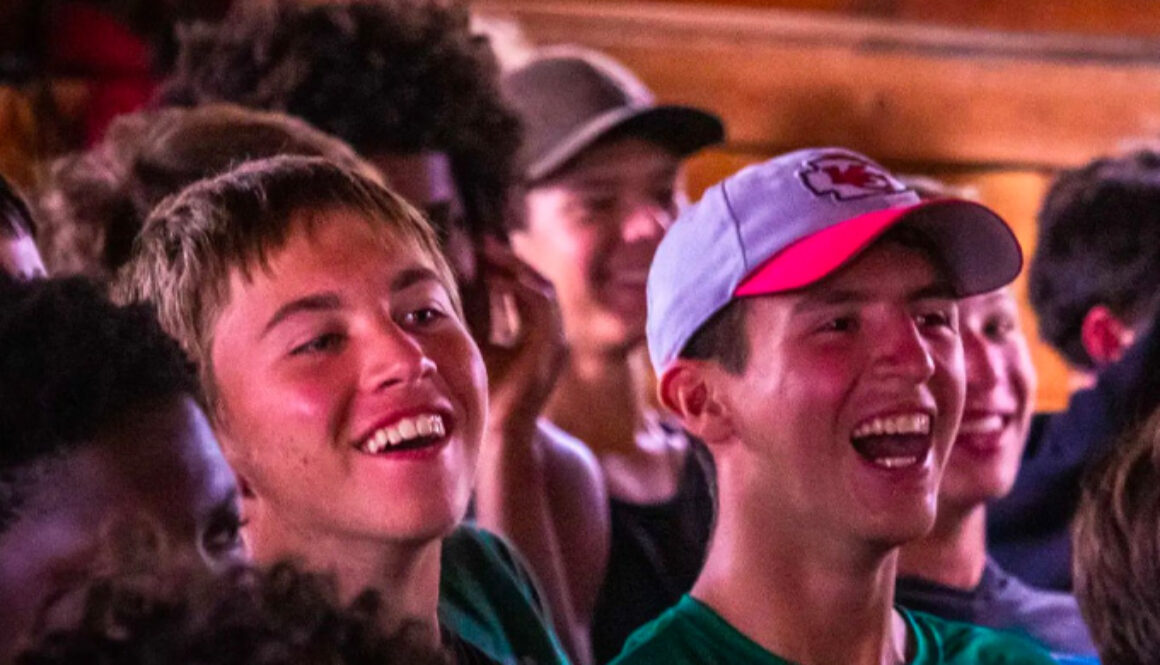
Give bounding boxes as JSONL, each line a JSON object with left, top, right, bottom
{"left": 478, "top": 0, "right": 1160, "bottom": 409}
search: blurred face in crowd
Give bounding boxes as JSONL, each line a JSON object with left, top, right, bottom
{"left": 704, "top": 241, "right": 965, "bottom": 549}
{"left": 371, "top": 152, "right": 475, "bottom": 280}
{"left": 0, "top": 231, "right": 46, "bottom": 281}
{"left": 0, "top": 396, "right": 244, "bottom": 661}
{"left": 938, "top": 288, "right": 1036, "bottom": 510}
{"left": 209, "top": 208, "right": 487, "bottom": 556}
{"left": 514, "top": 137, "right": 679, "bottom": 355}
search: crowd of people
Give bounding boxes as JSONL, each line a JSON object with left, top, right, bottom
{"left": 2, "top": 1, "right": 1160, "bottom": 664}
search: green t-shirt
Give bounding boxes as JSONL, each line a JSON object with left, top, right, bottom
{"left": 610, "top": 595, "right": 1057, "bottom": 665}
{"left": 439, "top": 524, "right": 571, "bottom": 665}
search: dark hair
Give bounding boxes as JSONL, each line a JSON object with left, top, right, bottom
{"left": 680, "top": 299, "right": 749, "bottom": 374}
{"left": 1074, "top": 408, "right": 1160, "bottom": 665}
{"left": 0, "top": 276, "right": 198, "bottom": 532}
{"left": 0, "top": 172, "right": 36, "bottom": 238}
{"left": 16, "top": 561, "right": 449, "bottom": 665}
{"left": 34, "top": 104, "right": 379, "bottom": 283}
{"left": 159, "top": 0, "right": 521, "bottom": 237}
{"left": 1030, "top": 151, "right": 1160, "bottom": 369}
{"left": 116, "top": 155, "right": 457, "bottom": 417}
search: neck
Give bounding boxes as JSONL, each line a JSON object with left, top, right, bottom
{"left": 246, "top": 507, "right": 444, "bottom": 649}
{"left": 897, "top": 501, "right": 988, "bottom": 589}
{"left": 545, "top": 344, "right": 645, "bottom": 455}
{"left": 694, "top": 460, "right": 907, "bottom": 665}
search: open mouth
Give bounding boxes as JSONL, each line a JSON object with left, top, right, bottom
{"left": 954, "top": 411, "right": 1010, "bottom": 453}
{"left": 850, "top": 413, "right": 933, "bottom": 470}
{"left": 356, "top": 413, "right": 447, "bottom": 455}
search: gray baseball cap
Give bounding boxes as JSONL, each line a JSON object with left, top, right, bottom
{"left": 646, "top": 147, "right": 1023, "bottom": 371}
{"left": 501, "top": 47, "right": 725, "bottom": 182}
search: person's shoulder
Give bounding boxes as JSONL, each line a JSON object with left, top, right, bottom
{"left": 609, "top": 598, "right": 701, "bottom": 665}
{"left": 440, "top": 525, "right": 570, "bottom": 665}
{"left": 611, "top": 596, "right": 786, "bottom": 665}
{"left": 906, "top": 608, "right": 1060, "bottom": 664}
{"left": 442, "top": 523, "right": 540, "bottom": 601}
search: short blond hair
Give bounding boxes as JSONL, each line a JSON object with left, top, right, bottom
{"left": 116, "top": 156, "right": 458, "bottom": 417}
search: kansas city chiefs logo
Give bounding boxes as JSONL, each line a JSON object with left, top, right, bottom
{"left": 797, "top": 153, "right": 909, "bottom": 201}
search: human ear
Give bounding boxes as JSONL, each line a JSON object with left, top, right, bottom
{"left": 1080, "top": 305, "right": 1135, "bottom": 368}
{"left": 659, "top": 361, "right": 735, "bottom": 444}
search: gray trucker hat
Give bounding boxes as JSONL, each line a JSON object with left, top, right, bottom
{"left": 502, "top": 47, "right": 724, "bottom": 182}
{"left": 646, "top": 147, "right": 1024, "bottom": 371}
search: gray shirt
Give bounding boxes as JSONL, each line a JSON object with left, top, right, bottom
{"left": 896, "top": 557, "right": 1096, "bottom": 657}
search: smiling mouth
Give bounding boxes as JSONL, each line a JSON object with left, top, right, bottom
{"left": 357, "top": 414, "right": 447, "bottom": 455}
{"left": 850, "top": 413, "right": 933, "bottom": 469}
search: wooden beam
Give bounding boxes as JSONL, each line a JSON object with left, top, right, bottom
{"left": 480, "top": 0, "right": 1160, "bottom": 169}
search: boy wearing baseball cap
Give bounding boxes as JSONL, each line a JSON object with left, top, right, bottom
{"left": 612, "top": 148, "right": 1055, "bottom": 664}
{"left": 503, "top": 47, "right": 724, "bottom": 664}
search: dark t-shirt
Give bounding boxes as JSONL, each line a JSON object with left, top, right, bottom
{"left": 590, "top": 437, "right": 715, "bottom": 664}
{"left": 989, "top": 315, "right": 1160, "bottom": 591}
{"left": 610, "top": 595, "right": 1058, "bottom": 665}
{"left": 896, "top": 558, "right": 1096, "bottom": 656}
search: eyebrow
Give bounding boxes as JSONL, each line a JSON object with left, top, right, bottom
{"left": 793, "top": 281, "right": 956, "bottom": 313}
{"left": 261, "top": 292, "right": 342, "bottom": 337}
{"left": 391, "top": 266, "right": 443, "bottom": 292}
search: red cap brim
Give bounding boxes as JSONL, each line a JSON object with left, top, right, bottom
{"left": 734, "top": 199, "right": 1021, "bottom": 297}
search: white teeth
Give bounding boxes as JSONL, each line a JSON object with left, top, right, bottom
{"left": 852, "top": 413, "right": 931, "bottom": 440}
{"left": 360, "top": 414, "right": 445, "bottom": 453}
{"left": 959, "top": 415, "right": 1004, "bottom": 434}
{"left": 872, "top": 455, "right": 921, "bottom": 469}
{"left": 398, "top": 418, "right": 417, "bottom": 440}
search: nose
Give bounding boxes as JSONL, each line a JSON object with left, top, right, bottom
{"left": 359, "top": 314, "right": 436, "bottom": 393}
{"left": 962, "top": 326, "right": 1000, "bottom": 393}
{"left": 872, "top": 312, "right": 936, "bottom": 384}
{"left": 621, "top": 200, "right": 669, "bottom": 244}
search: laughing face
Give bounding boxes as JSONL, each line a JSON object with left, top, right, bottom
{"left": 719, "top": 240, "right": 965, "bottom": 548}
{"left": 514, "top": 137, "right": 679, "bottom": 354}
{"left": 209, "top": 208, "right": 487, "bottom": 554}
{"left": 938, "top": 289, "right": 1036, "bottom": 509}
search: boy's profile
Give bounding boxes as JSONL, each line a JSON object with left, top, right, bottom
{"left": 613, "top": 148, "right": 1053, "bottom": 664}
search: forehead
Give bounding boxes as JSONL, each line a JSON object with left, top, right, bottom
{"left": 549, "top": 136, "right": 679, "bottom": 186}
{"left": 369, "top": 152, "right": 460, "bottom": 209}
{"left": 239, "top": 207, "right": 440, "bottom": 285}
{"left": 11, "top": 397, "right": 233, "bottom": 534}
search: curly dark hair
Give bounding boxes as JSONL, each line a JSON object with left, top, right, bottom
{"left": 158, "top": 0, "right": 522, "bottom": 237}
{"left": 1030, "top": 151, "right": 1160, "bottom": 369}
{"left": 1, "top": 172, "right": 35, "bottom": 238}
{"left": 0, "top": 277, "right": 198, "bottom": 532}
{"left": 16, "top": 561, "right": 450, "bottom": 665}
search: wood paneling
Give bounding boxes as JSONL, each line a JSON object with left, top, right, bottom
{"left": 561, "top": 0, "right": 1160, "bottom": 39}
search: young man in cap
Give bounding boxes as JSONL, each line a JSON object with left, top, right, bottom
{"left": 613, "top": 148, "right": 1055, "bottom": 664}
{"left": 502, "top": 47, "right": 724, "bottom": 664}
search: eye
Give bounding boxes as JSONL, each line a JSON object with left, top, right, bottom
{"left": 916, "top": 308, "right": 956, "bottom": 330}
{"left": 983, "top": 315, "right": 1016, "bottom": 341}
{"left": 403, "top": 306, "right": 448, "bottom": 327}
{"left": 819, "top": 315, "right": 858, "bottom": 333}
{"left": 580, "top": 195, "right": 618, "bottom": 216}
{"left": 203, "top": 511, "right": 247, "bottom": 561}
{"left": 290, "top": 332, "right": 345, "bottom": 356}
